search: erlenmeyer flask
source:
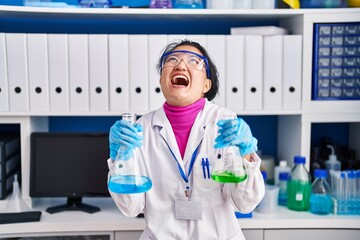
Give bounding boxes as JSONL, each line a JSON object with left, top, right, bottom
{"left": 174, "top": 0, "right": 204, "bottom": 8}
{"left": 108, "top": 113, "right": 152, "bottom": 194}
{"left": 211, "top": 116, "right": 248, "bottom": 183}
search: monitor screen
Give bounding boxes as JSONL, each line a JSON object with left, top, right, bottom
{"left": 30, "top": 132, "right": 110, "bottom": 213}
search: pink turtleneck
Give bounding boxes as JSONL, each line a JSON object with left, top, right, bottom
{"left": 163, "top": 98, "right": 206, "bottom": 159}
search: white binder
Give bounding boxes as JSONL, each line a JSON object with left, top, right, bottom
{"left": 89, "top": 34, "right": 109, "bottom": 112}
{"left": 27, "top": 34, "right": 50, "bottom": 112}
{"left": 68, "top": 34, "right": 89, "bottom": 112}
{"left": 129, "top": 35, "right": 148, "bottom": 112}
{"left": 148, "top": 35, "right": 166, "bottom": 111}
{"left": 225, "top": 35, "right": 245, "bottom": 112}
{"left": 0, "top": 33, "right": 9, "bottom": 111}
{"left": 244, "top": 35, "right": 263, "bottom": 111}
{"left": 5, "top": 33, "right": 29, "bottom": 111}
{"left": 109, "top": 34, "right": 129, "bottom": 112}
{"left": 48, "top": 34, "right": 70, "bottom": 112}
{"left": 263, "top": 35, "right": 283, "bottom": 110}
{"left": 167, "top": 35, "right": 186, "bottom": 44}
{"left": 186, "top": 35, "right": 207, "bottom": 47}
{"left": 283, "top": 35, "right": 302, "bottom": 110}
{"left": 207, "top": 35, "right": 226, "bottom": 107}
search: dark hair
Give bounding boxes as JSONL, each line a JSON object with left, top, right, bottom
{"left": 156, "top": 39, "right": 219, "bottom": 101}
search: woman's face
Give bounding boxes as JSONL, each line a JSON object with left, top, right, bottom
{"left": 159, "top": 45, "right": 211, "bottom": 106}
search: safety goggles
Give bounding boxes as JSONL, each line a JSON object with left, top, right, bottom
{"left": 160, "top": 50, "right": 210, "bottom": 78}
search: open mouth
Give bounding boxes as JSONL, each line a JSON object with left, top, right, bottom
{"left": 171, "top": 75, "right": 189, "bottom": 87}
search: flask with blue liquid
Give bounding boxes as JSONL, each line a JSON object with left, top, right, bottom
{"left": 310, "top": 169, "right": 332, "bottom": 215}
{"left": 108, "top": 113, "right": 152, "bottom": 194}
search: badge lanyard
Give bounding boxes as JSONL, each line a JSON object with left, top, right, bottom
{"left": 166, "top": 142, "right": 200, "bottom": 198}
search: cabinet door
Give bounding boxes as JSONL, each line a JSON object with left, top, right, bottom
{"left": 115, "top": 231, "right": 143, "bottom": 240}
{"left": 264, "top": 229, "right": 360, "bottom": 240}
{"left": 242, "top": 229, "right": 264, "bottom": 240}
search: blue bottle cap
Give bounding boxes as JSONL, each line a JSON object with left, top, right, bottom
{"left": 348, "top": 171, "right": 356, "bottom": 179}
{"left": 314, "top": 169, "right": 327, "bottom": 178}
{"left": 261, "top": 170, "right": 267, "bottom": 181}
{"left": 279, "top": 172, "right": 289, "bottom": 180}
{"left": 294, "top": 155, "right": 306, "bottom": 164}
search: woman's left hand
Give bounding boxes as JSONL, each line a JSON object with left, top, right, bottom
{"left": 214, "top": 118, "right": 258, "bottom": 157}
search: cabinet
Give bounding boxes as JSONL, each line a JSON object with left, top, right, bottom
{"left": 0, "top": 6, "right": 359, "bottom": 209}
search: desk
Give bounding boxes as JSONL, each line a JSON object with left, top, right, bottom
{"left": 0, "top": 198, "right": 359, "bottom": 239}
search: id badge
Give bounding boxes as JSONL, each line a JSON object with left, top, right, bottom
{"left": 174, "top": 199, "right": 203, "bottom": 220}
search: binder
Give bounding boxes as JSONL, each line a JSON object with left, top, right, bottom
{"left": 148, "top": 35, "right": 166, "bottom": 111}
{"left": 27, "top": 34, "right": 50, "bottom": 112}
{"left": 68, "top": 34, "right": 89, "bottom": 112}
{"left": 186, "top": 35, "right": 207, "bottom": 47}
{"left": 263, "top": 35, "right": 283, "bottom": 110}
{"left": 48, "top": 34, "right": 70, "bottom": 112}
{"left": 167, "top": 35, "right": 186, "bottom": 43}
{"left": 129, "top": 35, "right": 148, "bottom": 112}
{"left": 207, "top": 35, "right": 226, "bottom": 107}
{"left": 109, "top": 34, "right": 129, "bottom": 112}
{"left": 0, "top": 33, "right": 9, "bottom": 111}
{"left": 244, "top": 35, "right": 263, "bottom": 111}
{"left": 283, "top": 35, "right": 302, "bottom": 110}
{"left": 5, "top": 33, "right": 29, "bottom": 111}
{"left": 225, "top": 35, "right": 245, "bottom": 112}
{"left": 89, "top": 34, "right": 109, "bottom": 112}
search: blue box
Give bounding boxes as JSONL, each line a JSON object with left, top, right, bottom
{"left": 312, "top": 23, "right": 360, "bottom": 100}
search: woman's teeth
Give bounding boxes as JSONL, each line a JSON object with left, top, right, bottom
{"left": 171, "top": 75, "right": 189, "bottom": 86}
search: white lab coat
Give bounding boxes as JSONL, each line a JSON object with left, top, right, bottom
{"left": 108, "top": 99, "right": 265, "bottom": 240}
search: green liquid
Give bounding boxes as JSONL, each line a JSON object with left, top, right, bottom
{"left": 287, "top": 180, "right": 312, "bottom": 211}
{"left": 211, "top": 170, "right": 247, "bottom": 183}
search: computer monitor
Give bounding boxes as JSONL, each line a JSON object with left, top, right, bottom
{"left": 30, "top": 132, "right": 110, "bottom": 214}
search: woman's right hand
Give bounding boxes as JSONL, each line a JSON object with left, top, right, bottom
{"left": 109, "top": 120, "right": 143, "bottom": 160}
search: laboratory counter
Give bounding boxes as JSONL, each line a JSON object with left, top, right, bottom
{"left": 0, "top": 197, "right": 359, "bottom": 240}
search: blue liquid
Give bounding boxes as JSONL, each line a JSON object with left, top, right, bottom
{"left": 278, "top": 192, "right": 287, "bottom": 206}
{"left": 310, "top": 194, "right": 332, "bottom": 215}
{"left": 108, "top": 175, "right": 152, "bottom": 194}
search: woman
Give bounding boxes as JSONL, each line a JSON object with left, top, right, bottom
{"left": 108, "top": 40, "right": 265, "bottom": 240}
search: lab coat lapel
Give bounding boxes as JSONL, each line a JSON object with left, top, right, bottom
{"left": 153, "top": 107, "right": 185, "bottom": 171}
{"left": 182, "top": 112, "right": 205, "bottom": 168}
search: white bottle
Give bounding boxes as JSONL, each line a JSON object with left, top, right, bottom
{"left": 274, "top": 160, "right": 291, "bottom": 186}
{"left": 325, "top": 145, "right": 341, "bottom": 186}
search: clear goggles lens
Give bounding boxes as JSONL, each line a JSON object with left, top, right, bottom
{"left": 161, "top": 50, "right": 210, "bottom": 78}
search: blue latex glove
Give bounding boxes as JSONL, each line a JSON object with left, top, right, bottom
{"left": 109, "top": 120, "right": 143, "bottom": 160}
{"left": 214, "top": 118, "right": 258, "bottom": 156}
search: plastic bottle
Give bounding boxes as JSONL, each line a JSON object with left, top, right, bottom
{"left": 256, "top": 170, "right": 279, "bottom": 214}
{"left": 274, "top": 160, "right": 291, "bottom": 186}
{"left": 287, "top": 156, "right": 312, "bottom": 211}
{"left": 278, "top": 172, "right": 289, "bottom": 206}
{"left": 310, "top": 169, "right": 332, "bottom": 215}
{"left": 5, "top": 175, "right": 30, "bottom": 213}
{"left": 325, "top": 145, "right": 341, "bottom": 186}
{"left": 108, "top": 113, "right": 152, "bottom": 194}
